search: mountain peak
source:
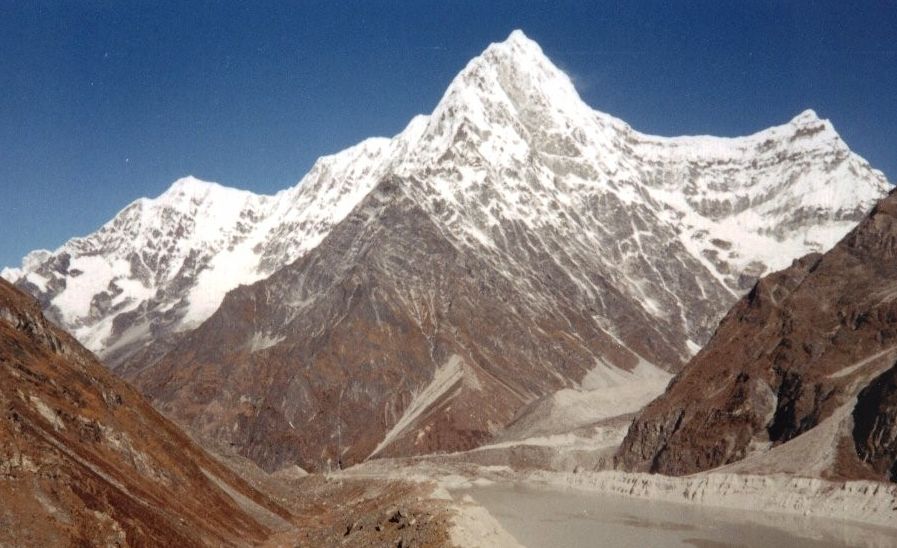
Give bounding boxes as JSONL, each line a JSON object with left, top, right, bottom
{"left": 787, "top": 108, "right": 833, "bottom": 132}
{"left": 505, "top": 28, "right": 533, "bottom": 44}
{"left": 425, "top": 29, "right": 587, "bottom": 147}
{"left": 154, "top": 175, "right": 262, "bottom": 209}
{"left": 491, "top": 29, "right": 544, "bottom": 57}
{"left": 792, "top": 108, "right": 821, "bottom": 123}
{"left": 477, "top": 29, "right": 567, "bottom": 84}
{"left": 165, "top": 175, "right": 222, "bottom": 195}
{"left": 1, "top": 249, "right": 52, "bottom": 282}
{"left": 782, "top": 108, "right": 842, "bottom": 145}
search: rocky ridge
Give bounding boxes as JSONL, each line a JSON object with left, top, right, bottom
{"left": 617, "top": 188, "right": 897, "bottom": 482}
{"left": 0, "top": 278, "right": 292, "bottom": 546}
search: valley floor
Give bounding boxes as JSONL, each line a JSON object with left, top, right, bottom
{"left": 336, "top": 459, "right": 897, "bottom": 548}
{"left": 202, "top": 460, "right": 459, "bottom": 547}
{"left": 173, "top": 372, "right": 897, "bottom": 548}
{"left": 457, "top": 482, "right": 892, "bottom": 548}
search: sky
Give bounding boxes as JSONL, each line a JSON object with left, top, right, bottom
{"left": 1, "top": 1, "right": 895, "bottom": 268}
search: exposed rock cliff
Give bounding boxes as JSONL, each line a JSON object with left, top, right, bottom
{"left": 618, "top": 189, "right": 897, "bottom": 482}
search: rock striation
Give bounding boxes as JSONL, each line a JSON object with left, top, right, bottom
{"left": 0, "top": 279, "right": 289, "bottom": 545}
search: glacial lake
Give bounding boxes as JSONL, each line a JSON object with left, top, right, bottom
{"left": 458, "top": 483, "right": 897, "bottom": 548}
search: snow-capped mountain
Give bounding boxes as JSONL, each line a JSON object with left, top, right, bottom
{"left": 2, "top": 135, "right": 405, "bottom": 366}
{"left": 4, "top": 31, "right": 891, "bottom": 470}
{"left": 86, "top": 31, "right": 887, "bottom": 472}
{"left": 5, "top": 31, "right": 887, "bottom": 372}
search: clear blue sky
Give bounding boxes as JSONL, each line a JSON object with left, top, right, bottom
{"left": 2, "top": 1, "right": 895, "bottom": 268}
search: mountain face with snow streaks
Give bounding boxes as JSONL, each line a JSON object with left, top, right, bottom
{"left": 4, "top": 31, "right": 891, "bottom": 471}
{"left": 2, "top": 136, "right": 400, "bottom": 368}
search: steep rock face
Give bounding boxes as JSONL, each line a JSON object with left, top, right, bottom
{"left": 617, "top": 190, "right": 897, "bottom": 482}
{"left": 0, "top": 279, "right": 288, "bottom": 546}
{"left": 4, "top": 31, "right": 889, "bottom": 372}
{"left": 119, "top": 31, "right": 892, "bottom": 473}
{"left": 128, "top": 176, "right": 665, "bottom": 472}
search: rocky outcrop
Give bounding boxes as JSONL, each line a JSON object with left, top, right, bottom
{"left": 0, "top": 279, "right": 290, "bottom": 546}
{"left": 617, "top": 189, "right": 897, "bottom": 482}
{"left": 853, "top": 364, "right": 897, "bottom": 481}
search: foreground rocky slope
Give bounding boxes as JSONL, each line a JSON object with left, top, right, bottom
{"left": 118, "top": 32, "right": 891, "bottom": 473}
{"left": 618, "top": 189, "right": 897, "bottom": 482}
{"left": 0, "top": 279, "right": 290, "bottom": 546}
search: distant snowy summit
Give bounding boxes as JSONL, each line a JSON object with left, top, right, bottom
{"left": 5, "top": 30, "right": 890, "bottom": 372}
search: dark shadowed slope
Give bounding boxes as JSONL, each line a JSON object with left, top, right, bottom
{"left": 125, "top": 175, "right": 662, "bottom": 473}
